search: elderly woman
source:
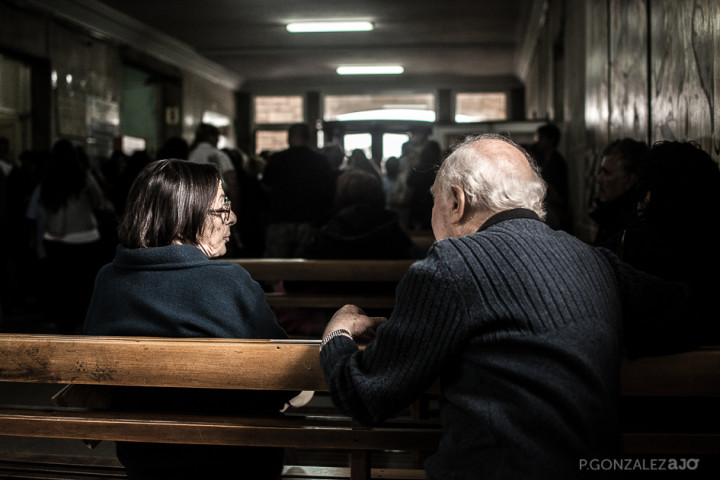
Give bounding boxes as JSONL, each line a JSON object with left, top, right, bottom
{"left": 84, "top": 159, "right": 289, "bottom": 479}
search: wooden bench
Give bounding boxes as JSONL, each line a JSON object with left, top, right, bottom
{"left": 229, "top": 259, "right": 416, "bottom": 309}
{"left": 0, "top": 334, "right": 439, "bottom": 480}
{"left": 1, "top": 334, "right": 718, "bottom": 478}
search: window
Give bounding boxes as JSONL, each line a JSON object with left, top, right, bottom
{"left": 255, "top": 130, "right": 288, "bottom": 155}
{"left": 455, "top": 93, "right": 507, "bottom": 123}
{"left": 324, "top": 94, "right": 435, "bottom": 122}
{"left": 254, "top": 96, "right": 303, "bottom": 124}
{"left": 253, "top": 95, "right": 304, "bottom": 154}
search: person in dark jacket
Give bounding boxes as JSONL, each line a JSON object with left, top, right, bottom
{"left": 84, "top": 159, "right": 291, "bottom": 480}
{"left": 318, "top": 134, "right": 691, "bottom": 479}
{"left": 276, "top": 170, "right": 423, "bottom": 336}
{"left": 262, "top": 123, "right": 335, "bottom": 257}
{"left": 614, "top": 140, "right": 720, "bottom": 352}
{"left": 590, "top": 138, "right": 649, "bottom": 246}
{"left": 300, "top": 169, "right": 423, "bottom": 260}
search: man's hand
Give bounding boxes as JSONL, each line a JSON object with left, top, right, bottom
{"left": 323, "top": 304, "right": 387, "bottom": 340}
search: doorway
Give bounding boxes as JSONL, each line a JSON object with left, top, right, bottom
{"left": 322, "top": 120, "right": 432, "bottom": 171}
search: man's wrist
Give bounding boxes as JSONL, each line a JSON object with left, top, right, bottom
{"left": 320, "top": 329, "right": 354, "bottom": 351}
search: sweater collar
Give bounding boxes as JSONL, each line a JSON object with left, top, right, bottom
{"left": 477, "top": 208, "right": 542, "bottom": 233}
{"left": 114, "top": 244, "right": 210, "bottom": 270}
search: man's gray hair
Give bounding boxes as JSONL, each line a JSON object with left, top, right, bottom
{"left": 436, "top": 133, "right": 547, "bottom": 219}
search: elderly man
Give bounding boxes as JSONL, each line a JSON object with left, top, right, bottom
{"left": 318, "top": 134, "right": 688, "bottom": 479}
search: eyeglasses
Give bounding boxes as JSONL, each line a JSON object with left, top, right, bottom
{"left": 209, "top": 196, "right": 232, "bottom": 223}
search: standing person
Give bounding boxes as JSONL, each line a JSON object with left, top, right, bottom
{"left": 405, "top": 140, "right": 441, "bottom": 231}
{"left": 0, "top": 136, "right": 23, "bottom": 318}
{"left": 84, "top": 159, "right": 291, "bottom": 479}
{"left": 299, "top": 170, "right": 422, "bottom": 260}
{"left": 590, "top": 138, "right": 649, "bottom": 246}
{"left": 188, "top": 123, "right": 240, "bottom": 212}
{"left": 38, "top": 139, "right": 107, "bottom": 334}
{"left": 318, "top": 134, "right": 690, "bottom": 479}
{"left": 531, "top": 123, "right": 571, "bottom": 232}
{"left": 262, "top": 123, "right": 334, "bottom": 257}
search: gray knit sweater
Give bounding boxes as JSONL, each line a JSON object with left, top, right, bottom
{"left": 320, "top": 209, "right": 690, "bottom": 480}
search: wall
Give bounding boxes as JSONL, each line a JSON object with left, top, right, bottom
{"left": 523, "top": 0, "right": 719, "bottom": 241}
{"left": 0, "top": 2, "right": 238, "bottom": 159}
{"left": 650, "top": 0, "right": 718, "bottom": 156}
{"left": 182, "top": 71, "right": 237, "bottom": 147}
{"left": 48, "top": 21, "right": 124, "bottom": 161}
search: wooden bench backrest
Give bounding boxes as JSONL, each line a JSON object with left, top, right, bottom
{"left": 620, "top": 346, "right": 720, "bottom": 397}
{"left": 2, "top": 334, "right": 719, "bottom": 398}
{"left": 0, "top": 334, "right": 326, "bottom": 391}
{"left": 230, "top": 258, "right": 416, "bottom": 282}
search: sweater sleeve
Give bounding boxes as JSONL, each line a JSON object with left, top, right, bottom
{"left": 320, "top": 248, "right": 468, "bottom": 425}
{"left": 596, "top": 247, "right": 695, "bottom": 356}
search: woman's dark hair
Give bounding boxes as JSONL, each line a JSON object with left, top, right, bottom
{"left": 640, "top": 140, "right": 720, "bottom": 226}
{"left": 118, "top": 159, "right": 221, "bottom": 248}
{"left": 334, "top": 170, "right": 386, "bottom": 210}
{"left": 40, "top": 139, "right": 87, "bottom": 213}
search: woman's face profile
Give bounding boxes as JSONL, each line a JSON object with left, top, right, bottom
{"left": 197, "top": 182, "right": 236, "bottom": 258}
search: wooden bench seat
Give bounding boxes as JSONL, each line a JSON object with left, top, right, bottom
{"left": 229, "top": 259, "right": 416, "bottom": 309}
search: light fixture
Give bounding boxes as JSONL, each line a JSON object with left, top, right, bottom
{"left": 336, "top": 65, "right": 405, "bottom": 75}
{"left": 286, "top": 21, "right": 373, "bottom": 33}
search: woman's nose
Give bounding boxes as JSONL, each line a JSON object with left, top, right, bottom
{"left": 228, "top": 210, "right": 238, "bottom": 226}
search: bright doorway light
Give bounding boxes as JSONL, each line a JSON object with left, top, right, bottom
{"left": 286, "top": 21, "right": 373, "bottom": 33}
{"left": 336, "top": 109, "right": 435, "bottom": 122}
{"left": 336, "top": 65, "right": 404, "bottom": 75}
{"left": 201, "top": 111, "right": 232, "bottom": 149}
{"left": 343, "top": 133, "right": 372, "bottom": 158}
{"left": 383, "top": 133, "right": 410, "bottom": 160}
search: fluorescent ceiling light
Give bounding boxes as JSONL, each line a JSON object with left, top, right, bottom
{"left": 337, "top": 65, "right": 405, "bottom": 75}
{"left": 286, "top": 21, "right": 373, "bottom": 33}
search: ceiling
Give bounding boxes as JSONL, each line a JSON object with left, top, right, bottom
{"left": 87, "top": 0, "right": 536, "bottom": 90}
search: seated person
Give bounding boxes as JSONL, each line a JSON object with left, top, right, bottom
{"left": 616, "top": 140, "right": 720, "bottom": 352}
{"left": 84, "top": 159, "right": 291, "bottom": 479}
{"left": 275, "top": 170, "right": 423, "bottom": 336}
{"left": 300, "top": 169, "right": 424, "bottom": 260}
{"left": 590, "top": 138, "right": 648, "bottom": 245}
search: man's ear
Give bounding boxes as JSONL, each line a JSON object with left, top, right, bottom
{"left": 450, "top": 185, "right": 466, "bottom": 223}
